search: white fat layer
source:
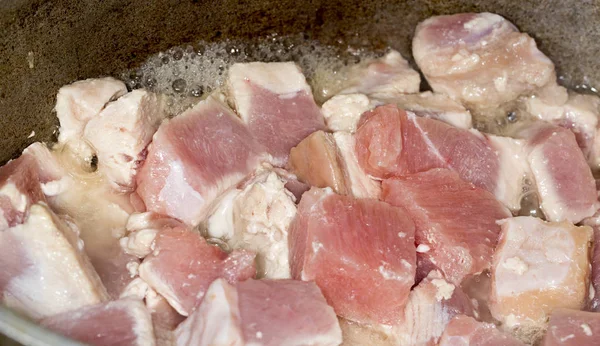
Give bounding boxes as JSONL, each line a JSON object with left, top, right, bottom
{"left": 487, "top": 135, "right": 530, "bottom": 211}
{"left": 333, "top": 131, "right": 381, "bottom": 199}
{"left": 321, "top": 94, "right": 374, "bottom": 133}
{"left": 206, "top": 189, "right": 241, "bottom": 240}
{"left": 2, "top": 204, "right": 108, "bottom": 319}
{"left": 0, "top": 183, "right": 28, "bottom": 213}
{"left": 159, "top": 160, "right": 206, "bottom": 225}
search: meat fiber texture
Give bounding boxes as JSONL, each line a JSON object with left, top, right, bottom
{"left": 138, "top": 222, "right": 256, "bottom": 316}
{"left": 383, "top": 168, "right": 511, "bottom": 285}
{"left": 41, "top": 299, "right": 155, "bottom": 346}
{"left": 413, "top": 13, "right": 556, "bottom": 110}
{"left": 543, "top": 309, "right": 600, "bottom": 346}
{"left": 288, "top": 130, "right": 381, "bottom": 199}
{"left": 175, "top": 279, "right": 342, "bottom": 346}
{"left": 136, "top": 95, "right": 267, "bottom": 226}
{"left": 0, "top": 203, "right": 109, "bottom": 319}
{"left": 289, "top": 187, "right": 416, "bottom": 325}
{"left": 204, "top": 168, "right": 297, "bottom": 279}
{"left": 227, "top": 61, "right": 325, "bottom": 166}
{"left": 55, "top": 77, "right": 127, "bottom": 143}
{"left": 490, "top": 217, "right": 592, "bottom": 343}
{"left": 439, "top": 315, "right": 525, "bottom": 346}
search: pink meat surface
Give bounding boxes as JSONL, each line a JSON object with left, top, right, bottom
{"left": 136, "top": 95, "right": 266, "bottom": 225}
{"left": 355, "top": 105, "right": 499, "bottom": 193}
{"left": 412, "top": 13, "right": 555, "bottom": 109}
{"left": 289, "top": 187, "right": 416, "bottom": 325}
{"left": 544, "top": 309, "right": 600, "bottom": 346}
{"left": 175, "top": 279, "right": 342, "bottom": 346}
{"left": 382, "top": 169, "right": 511, "bottom": 284}
{"left": 525, "top": 125, "right": 598, "bottom": 223}
{"left": 227, "top": 62, "right": 325, "bottom": 166}
{"left": 439, "top": 315, "right": 525, "bottom": 346}
{"left": 138, "top": 225, "right": 256, "bottom": 316}
{"left": 393, "top": 270, "right": 476, "bottom": 345}
{"left": 41, "top": 299, "right": 155, "bottom": 346}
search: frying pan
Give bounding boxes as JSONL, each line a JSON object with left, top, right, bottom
{"left": 1, "top": 0, "right": 599, "bottom": 344}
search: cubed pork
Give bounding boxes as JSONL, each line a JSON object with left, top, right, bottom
{"left": 227, "top": 62, "right": 325, "bottom": 166}
{"left": 543, "top": 309, "right": 600, "bottom": 346}
{"left": 56, "top": 77, "right": 128, "bottom": 143}
{"left": 439, "top": 315, "right": 525, "bottom": 346}
{"left": 0, "top": 203, "right": 108, "bottom": 319}
{"left": 355, "top": 105, "right": 499, "bottom": 194}
{"left": 41, "top": 299, "right": 155, "bottom": 346}
{"left": 382, "top": 169, "right": 511, "bottom": 284}
{"left": 524, "top": 124, "right": 598, "bottom": 223}
{"left": 136, "top": 95, "right": 266, "bottom": 226}
{"left": 138, "top": 224, "right": 256, "bottom": 316}
{"left": 338, "top": 50, "right": 421, "bottom": 98}
{"left": 289, "top": 187, "right": 416, "bottom": 325}
{"left": 175, "top": 279, "right": 342, "bottom": 346}
{"left": 83, "top": 90, "right": 165, "bottom": 190}
{"left": 490, "top": 217, "right": 592, "bottom": 340}
{"left": 206, "top": 170, "right": 296, "bottom": 279}
{"left": 338, "top": 319, "right": 396, "bottom": 346}
{"left": 413, "top": 13, "right": 556, "bottom": 110}
{"left": 392, "top": 271, "right": 476, "bottom": 345}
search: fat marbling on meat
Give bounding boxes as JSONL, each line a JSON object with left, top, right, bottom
{"left": 227, "top": 62, "right": 325, "bottom": 166}
{"left": 136, "top": 95, "right": 267, "bottom": 226}
{"left": 412, "top": 13, "right": 555, "bottom": 110}
{"left": 490, "top": 217, "right": 592, "bottom": 342}
{"left": 41, "top": 299, "right": 155, "bottom": 346}
{"left": 0, "top": 203, "right": 109, "bottom": 319}
{"left": 175, "top": 279, "right": 342, "bottom": 346}
{"left": 289, "top": 187, "right": 416, "bottom": 325}
{"left": 382, "top": 168, "right": 511, "bottom": 285}
{"left": 543, "top": 309, "right": 600, "bottom": 346}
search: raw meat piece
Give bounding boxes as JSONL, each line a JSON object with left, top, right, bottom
{"left": 146, "top": 289, "right": 185, "bottom": 346}
{"left": 485, "top": 135, "right": 532, "bottom": 211}
{"left": 355, "top": 105, "right": 500, "bottom": 194}
{"left": 206, "top": 170, "right": 296, "bottom": 279}
{"left": 175, "top": 279, "right": 342, "bottom": 346}
{"left": 289, "top": 131, "right": 348, "bottom": 194}
{"left": 56, "top": 77, "right": 128, "bottom": 143}
{"left": 84, "top": 90, "right": 165, "bottom": 190}
{"left": 41, "top": 299, "right": 155, "bottom": 346}
{"left": 0, "top": 203, "right": 109, "bottom": 319}
{"left": 321, "top": 94, "right": 379, "bottom": 133}
{"left": 392, "top": 270, "right": 476, "bottom": 345}
{"left": 544, "top": 309, "right": 600, "bottom": 346}
{"left": 136, "top": 95, "right": 266, "bottom": 225}
{"left": 524, "top": 85, "right": 600, "bottom": 169}
{"left": 339, "top": 50, "right": 421, "bottom": 98}
{"left": 138, "top": 224, "right": 256, "bottom": 316}
{"left": 381, "top": 91, "right": 473, "bottom": 129}
{"left": 289, "top": 188, "right": 416, "bottom": 325}
{"left": 413, "top": 13, "right": 555, "bottom": 109}
{"left": 582, "top": 214, "right": 600, "bottom": 311}
{"left": 22, "top": 142, "right": 72, "bottom": 195}
{"left": 382, "top": 169, "right": 511, "bottom": 284}
{"left": 227, "top": 62, "right": 325, "bottom": 165}
{"left": 290, "top": 130, "right": 381, "bottom": 198}
{"left": 524, "top": 124, "right": 598, "bottom": 223}
{"left": 439, "top": 315, "right": 525, "bottom": 346}
{"left": 121, "top": 212, "right": 184, "bottom": 259}
{"left": 490, "top": 217, "right": 592, "bottom": 339}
